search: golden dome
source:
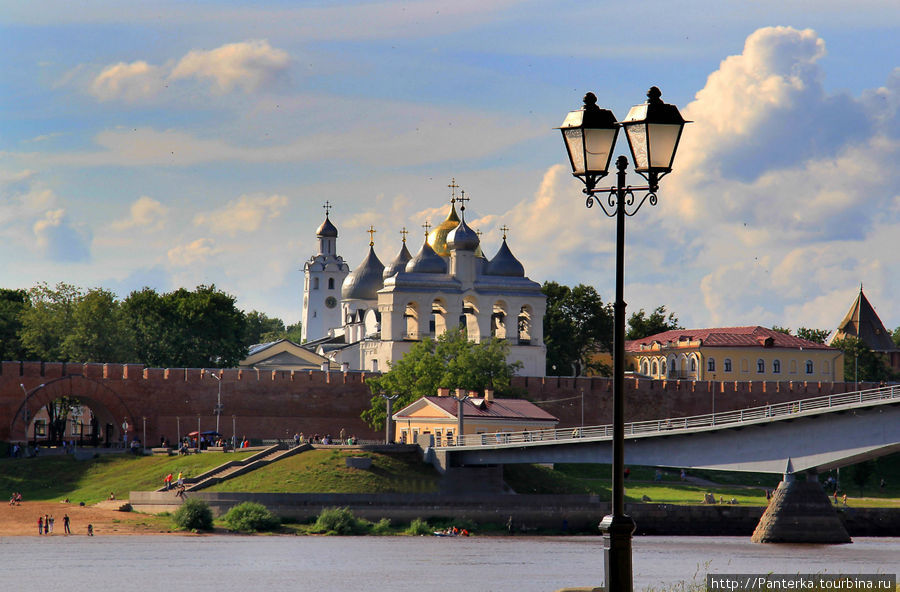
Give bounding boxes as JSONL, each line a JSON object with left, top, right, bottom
{"left": 427, "top": 202, "right": 459, "bottom": 257}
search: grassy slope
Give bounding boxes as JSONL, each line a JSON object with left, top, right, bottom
{"left": 0, "top": 452, "right": 255, "bottom": 504}
{"left": 204, "top": 449, "right": 440, "bottom": 494}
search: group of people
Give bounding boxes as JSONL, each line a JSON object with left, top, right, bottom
{"left": 8, "top": 492, "right": 23, "bottom": 506}
{"left": 37, "top": 513, "right": 73, "bottom": 535}
{"left": 163, "top": 471, "right": 188, "bottom": 498}
{"left": 292, "top": 431, "right": 358, "bottom": 446}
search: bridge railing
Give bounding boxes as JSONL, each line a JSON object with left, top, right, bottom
{"left": 440, "top": 384, "right": 900, "bottom": 449}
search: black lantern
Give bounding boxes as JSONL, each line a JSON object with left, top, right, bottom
{"left": 619, "top": 86, "right": 689, "bottom": 187}
{"left": 557, "top": 92, "right": 619, "bottom": 191}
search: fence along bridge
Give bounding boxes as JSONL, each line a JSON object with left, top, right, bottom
{"left": 432, "top": 385, "right": 900, "bottom": 475}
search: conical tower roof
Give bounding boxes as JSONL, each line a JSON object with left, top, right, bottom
{"left": 406, "top": 238, "right": 447, "bottom": 274}
{"left": 831, "top": 286, "right": 897, "bottom": 351}
{"left": 342, "top": 245, "right": 384, "bottom": 300}
{"left": 384, "top": 241, "right": 412, "bottom": 279}
{"left": 486, "top": 238, "right": 525, "bottom": 277}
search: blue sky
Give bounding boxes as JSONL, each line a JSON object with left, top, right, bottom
{"left": 1, "top": 1, "right": 898, "bottom": 333}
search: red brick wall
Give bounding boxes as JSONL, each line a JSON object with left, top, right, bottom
{"left": 0, "top": 361, "right": 877, "bottom": 444}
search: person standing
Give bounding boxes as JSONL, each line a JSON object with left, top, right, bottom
{"left": 164, "top": 473, "right": 173, "bottom": 491}
{"left": 38, "top": 515, "right": 43, "bottom": 535}
{"left": 48, "top": 515, "right": 54, "bottom": 534}
{"left": 87, "top": 524, "right": 93, "bottom": 536}
{"left": 176, "top": 471, "right": 184, "bottom": 487}
{"left": 63, "top": 514, "right": 71, "bottom": 535}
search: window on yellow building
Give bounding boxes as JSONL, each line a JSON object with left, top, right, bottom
{"left": 773, "top": 360, "right": 781, "bottom": 374}
{"left": 805, "top": 360, "right": 814, "bottom": 374}
{"left": 707, "top": 358, "right": 716, "bottom": 372}
{"left": 724, "top": 358, "right": 732, "bottom": 372}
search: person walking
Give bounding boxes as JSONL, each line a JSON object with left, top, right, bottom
{"left": 63, "top": 514, "right": 71, "bottom": 535}
{"left": 164, "top": 473, "right": 173, "bottom": 491}
{"left": 87, "top": 524, "right": 93, "bottom": 536}
{"left": 38, "top": 515, "right": 43, "bottom": 535}
{"left": 48, "top": 515, "right": 54, "bottom": 534}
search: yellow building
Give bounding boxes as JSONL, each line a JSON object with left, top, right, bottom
{"left": 391, "top": 389, "right": 558, "bottom": 445}
{"left": 626, "top": 326, "right": 844, "bottom": 382}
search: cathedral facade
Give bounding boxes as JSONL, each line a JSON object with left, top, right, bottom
{"left": 301, "top": 194, "right": 547, "bottom": 377}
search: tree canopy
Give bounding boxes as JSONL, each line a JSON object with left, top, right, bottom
{"left": 829, "top": 336, "right": 897, "bottom": 383}
{"left": 542, "top": 281, "right": 613, "bottom": 376}
{"left": 361, "top": 327, "right": 521, "bottom": 430}
{"left": 625, "top": 305, "right": 681, "bottom": 340}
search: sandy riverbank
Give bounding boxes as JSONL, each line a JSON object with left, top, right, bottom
{"left": 0, "top": 501, "right": 181, "bottom": 536}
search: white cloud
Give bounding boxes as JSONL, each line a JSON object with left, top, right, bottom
{"left": 33, "top": 209, "right": 92, "bottom": 262}
{"left": 169, "top": 40, "right": 289, "bottom": 93}
{"left": 194, "top": 193, "right": 288, "bottom": 236}
{"left": 89, "top": 60, "right": 166, "bottom": 102}
{"left": 111, "top": 196, "right": 169, "bottom": 231}
{"left": 167, "top": 238, "right": 217, "bottom": 266}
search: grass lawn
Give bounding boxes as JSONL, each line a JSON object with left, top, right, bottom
{"left": 204, "top": 448, "right": 441, "bottom": 494}
{"left": 0, "top": 451, "right": 254, "bottom": 504}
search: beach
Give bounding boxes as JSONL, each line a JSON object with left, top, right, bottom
{"left": 1, "top": 500, "right": 179, "bottom": 536}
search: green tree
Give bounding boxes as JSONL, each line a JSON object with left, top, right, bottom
{"left": 63, "top": 288, "right": 129, "bottom": 362}
{"left": 796, "top": 327, "right": 831, "bottom": 344}
{"left": 772, "top": 325, "right": 792, "bottom": 335}
{"left": 244, "top": 310, "right": 287, "bottom": 346}
{"left": 361, "top": 326, "right": 521, "bottom": 430}
{"left": 0, "top": 288, "right": 29, "bottom": 360}
{"left": 892, "top": 326, "right": 900, "bottom": 348}
{"left": 121, "top": 287, "right": 177, "bottom": 367}
{"left": 626, "top": 305, "right": 682, "bottom": 340}
{"left": 542, "top": 282, "right": 613, "bottom": 376}
{"left": 18, "top": 282, "right": 83, "bottom": 361}
{"left": 848, "top": 460, "right": 874, "bottom": 496}
{"left": 830, "top": 336, "right": 896, "bottom": 383}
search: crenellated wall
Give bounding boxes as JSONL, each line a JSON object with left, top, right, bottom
{"left": 0, "top": 360, "right": 878, "bottom": 446}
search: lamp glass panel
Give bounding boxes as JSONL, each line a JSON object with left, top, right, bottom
{"left": 563, "top": 128, "right": 585, "bottom": 174}
{"left": 624, "top": 124, "right": 648, "bottom": 170}
{"left": 584, "top": 127, "right": 616, "bottom": 175}
{"left": 647, "top": 123, "right": 682, "bottom": 169}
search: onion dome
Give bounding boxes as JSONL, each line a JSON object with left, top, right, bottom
{"left": 384, "top": 241, "right": 412, "bottom": 279}
{"left": 316, "top": 214, "right": 338, "bottom": 238}
{"left": 427, "top": 201, "right": 459, "bottom": 257}
{"left": 446, "top": 204, "right": 479, "bottom": 252}
{"left": 406, "top": 239, "right": 447, "bottom": 274}
{"left": 342, "top": 245, "right": 384, "bottom": 300}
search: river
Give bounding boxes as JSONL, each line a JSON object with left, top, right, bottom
{"left": 0, "top": 535, "right": 896, "bottom": 592}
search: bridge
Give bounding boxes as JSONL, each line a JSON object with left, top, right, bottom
{"left": 432, "top": 385, "right": 900, "bottom": 475}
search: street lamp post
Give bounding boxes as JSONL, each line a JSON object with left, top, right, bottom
{"left": 453, "top": 389, "right": 471, "bottom": 446}
{"left": 558, "top": 87, "right": 687, "bottom": 592}
{"left": 142, "top": 416, "right": 147, "bottom": 454}
{"left": 209, "top": 371, "right": 223, "bottom": 436}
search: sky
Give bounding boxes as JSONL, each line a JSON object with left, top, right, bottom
{"left": 1, "top": 1, "right": 898, "bottom": 334}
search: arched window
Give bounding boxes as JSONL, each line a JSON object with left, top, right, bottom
{"left": 773, "top": 359, "right": 781, "bottom": 374}
{"left": 313, "top": 277, "right": 319, "bottom": 290}
{"left": 805, "top": 360, "right": 814, "bottom": 374}
{"left": 707, "top": 358, "right": 716, "bottom": 372}
{"left": 641, "top": 360, "right": 650, "bottom": 375}
{"left": 328, "top": 278, "right": 335, "bottom": 289}
{"left": 661, "top": 360, "right": 667, "bottom": 376}
{"left": 651, "top": 360, "right": 658, "bottom": 376}
{"left": 723, "top": 358, "right": 732, "bottom": 372}
{"left": 757, "top": 359, "right": 765, "bottom": 373}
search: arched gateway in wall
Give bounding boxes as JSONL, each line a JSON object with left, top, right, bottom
{"left": 10, "top": 375, "right": 136, "bottom": 446}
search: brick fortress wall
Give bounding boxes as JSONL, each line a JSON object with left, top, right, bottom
{"left": 0, "top": 361, "right": 877, "bottom": 444}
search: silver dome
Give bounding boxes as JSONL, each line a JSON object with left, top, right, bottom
{"left": 485, "top": 239, "right": 525, "bottom": 277}
{"left": 342, "top": 246, "right": 385, "bottom": 300}
{"left": 446, "top": 214, "right": 479, "bottom": 251}
{"left": 383, "top": 242, "right": 412, "bottom": 279}
{"left": 406, "top": 240, "right": 447, "bottom": 274}
{"left": 316, "top": 215, "right": 338, "bottom": 238}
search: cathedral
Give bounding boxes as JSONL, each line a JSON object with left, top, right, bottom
{"left": 300, "top": 187, "right": 547, "bottom": 376}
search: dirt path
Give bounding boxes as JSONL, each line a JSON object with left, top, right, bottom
{"left": 0, "top": 501, "right": 180, "bottom": 537}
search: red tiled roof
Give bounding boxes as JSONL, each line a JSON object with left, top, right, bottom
{"left": 422, "top": 396, "right": 558, "bottom": 422}
{"left": 625, "top": 326, "right": 836, "bottom": 353}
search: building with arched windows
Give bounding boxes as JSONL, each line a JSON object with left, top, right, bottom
{"left": 301, "top": 206, "right": 350, "bottom": 343}
{"left": 626, "top": 326, "right": 844, "bottom": 382}
{"left": 300, "top": 194, "right": 546, "bottom": 376}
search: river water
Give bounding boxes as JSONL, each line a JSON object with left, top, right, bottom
{"left": 0, "top": 535, "right": 896, "bottom": 592}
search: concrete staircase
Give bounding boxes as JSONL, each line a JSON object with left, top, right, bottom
{"left": 156, "top": 444, "right": 311, "bottom": 493}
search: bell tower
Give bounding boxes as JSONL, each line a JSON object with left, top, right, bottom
{"left": 301, "top": 202, "right": 350, "bottom": 342}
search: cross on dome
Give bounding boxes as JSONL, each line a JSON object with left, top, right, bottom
{"left": 447, "top": 178, "right": 460, "bottom": 203}
{"left": 457, "top": 190, "right": 470, "bottom": 212}
{"left": 323, "top": 201, "right": 332, "bottom": 216}
{"left": 500, "top": 225, "right": 509, "bottom": 240}
{"left": 400, "top": 227, "right": 408, "bottom": 243}
{"left": 367, "top": 225, "right": 376, "bottom": 246}
{"left": 422, "top": 221, "right": 431, "bottom": 235}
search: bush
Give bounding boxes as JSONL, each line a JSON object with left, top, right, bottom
{"left": 312, "top": 507, "right": 365, "bottom": 535}
{"left": 370, "top": 517, "right": 392, "bottom": 535}
{"left": 173, "top": 499, "right": 213, "bottom": 531}
{"left": 405, "top": 518, "right": 432, "bottom": 535}
{"left": 223, "top": 502, "right": 280, "bottom": 533}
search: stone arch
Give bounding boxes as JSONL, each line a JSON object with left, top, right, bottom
{"left": 11, "top": 375, "right": 137, "bottom": 446}
{"left": 517, "top": 304, "right": 533, "bottom": 345}
{"left": 432, "top": 298, "right": 448, "bottom": 337}
{"left": 404, "top": 301, "right": 420, "bottom": 339}
{"left": 651, "top": 359, "right": 659, "bottom": 377}
{"left": 463, "top": 295, "right": 481, "bottom": 341}
{"left": 492, "top": 299, "right": 508, "bottom": 339}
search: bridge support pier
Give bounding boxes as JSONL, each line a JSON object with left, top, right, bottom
{"left": 751, "top": 470, "right": 850, "bottom": 544}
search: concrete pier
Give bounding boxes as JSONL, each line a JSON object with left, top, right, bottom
{"left": 751, "top": 472, "right": 851, "bottom": 544}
